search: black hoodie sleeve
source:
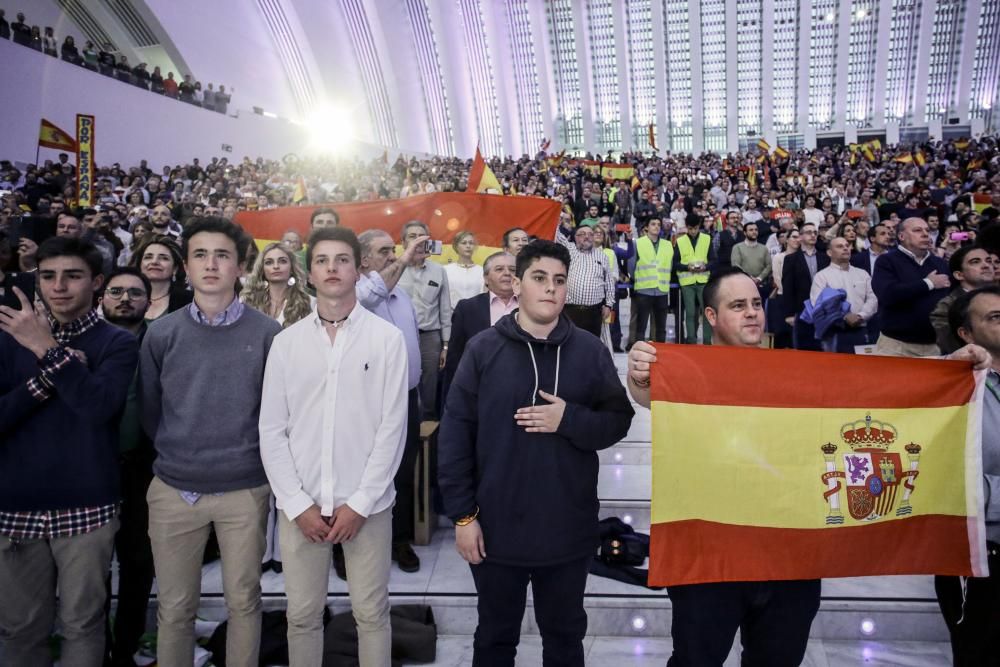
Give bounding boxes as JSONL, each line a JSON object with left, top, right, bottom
{"left": 438, "top": 339, "right": 481, "bottom": 522}
{"left": 556, "top": 348, "right": 634, "bottom": 451}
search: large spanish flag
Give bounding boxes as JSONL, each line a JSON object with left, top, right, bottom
{"left": 648, "top": 344, "right": 988, "bottom": 587}
{"left": 234, "top": 192, "right": 560, "bottom": 262}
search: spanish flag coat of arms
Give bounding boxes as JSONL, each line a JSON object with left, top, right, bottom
{"left": 648, "top": 345, "right": 988, "bottom": 586}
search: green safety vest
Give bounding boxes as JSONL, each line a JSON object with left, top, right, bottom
{"left": 676, "top": 233, "right": 710, "bottom": 286}
{"left": 634, "top": 236, "right": 674, "bottom": 293}
{"left": 602, "top": 247, "right": 617, "bottom": 277}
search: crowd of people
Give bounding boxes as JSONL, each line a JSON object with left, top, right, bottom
{"left": 1, "top": 133, "right": 999, "bottom": 667}
{"left": 0, "top": 8, "right": 232, "bottom": 113}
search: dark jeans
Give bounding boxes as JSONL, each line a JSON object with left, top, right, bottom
{"left": 667, "top": 579, "right": 821, "bottom": 667}
{"left": 564, "top": 303, "right": 603, "bottom": 338}
{"left": 392, "top": 389, "right": 420, "bottom": 543}
{"left": 470, "top": 556, "right": 590, "bottom": 667}
{"left": 935, "top": 544, "right": 1000, "bottom": 667}
{"left": 633, "top": 292, "right": 669, "bottom": 343}
{"left": 821, "top": 324, "right": 875, "bottom": 353}
{"left": 792, "top": 316, "right": 822, "bottom": 351}
{"left": 105, "top": 448, "right": 156, "bottom": 666}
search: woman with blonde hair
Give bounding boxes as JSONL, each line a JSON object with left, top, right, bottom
{"left": 240, "top": 242, "right": 313, "bottom": 327}
{"left": 239, "top": 242, "right": 313, "bottom": 574}
{"left": 443, "top": 230, "right": 484, "bottom": 309}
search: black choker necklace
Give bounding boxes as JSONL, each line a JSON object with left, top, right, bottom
{"left": 317, "top": 312, "right": 350, "bottom": 328}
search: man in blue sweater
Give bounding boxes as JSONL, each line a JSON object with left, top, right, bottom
{"left": 872, "top": 217, "right": 951, "bottom": 356}
{"left": 439, "top": 240, "right": 634, "bottom": 666}
{"left": 0, "top": 237, "right": 138, "bottom": 667}
{"left": 139, "top": 218, "right": 281, "bottom": 667}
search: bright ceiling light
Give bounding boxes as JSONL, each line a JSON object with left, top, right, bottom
{"left": 306, "top": 104, "right": 355, "bottom": 154}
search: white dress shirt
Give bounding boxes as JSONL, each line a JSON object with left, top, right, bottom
{"left": 259, "top": 303, "right": 409, "bottom": 521}
{"left": 810, "top": 263, "right": 878, "bottom": 322}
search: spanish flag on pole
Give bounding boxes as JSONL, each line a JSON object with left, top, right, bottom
{"left": 466, "top": 147, "right": 503, "bottom": 194}
{"left": 648, "top": 345, "right": 988, "bottom": 586}
{"left": 38, "top": 119, "right": 77, "bottom": 151}
{"left": 756, "top": 138, "right": 771, "bottom": 152}
{"left": 773, "top": 145, "right": 789, "bottom": 160}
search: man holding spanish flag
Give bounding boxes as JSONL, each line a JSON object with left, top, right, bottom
{"left": 625, "top": 267, "right": 989, "bottom": 667}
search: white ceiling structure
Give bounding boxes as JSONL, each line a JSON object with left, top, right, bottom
{"left": 35, "top": 0, "right": 1000, "bottom": 157}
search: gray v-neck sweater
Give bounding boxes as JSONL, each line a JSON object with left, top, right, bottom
{"left": 139, "top": 307, "right": 281, "bottom": 493}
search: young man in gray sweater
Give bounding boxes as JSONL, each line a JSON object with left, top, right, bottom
{"left": 139, "top": 218, "right": 281, "bottom": 667}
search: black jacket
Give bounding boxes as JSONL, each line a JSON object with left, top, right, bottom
{"left": 439, "top": 311, "right": 634, "bottom": 566}
{"left": 782, "top": 249, "right": 831, "bottom": 316}
{"left": 442, "top": 292, "right": 491, "bottom": 400}
{"left": 850, "top": 249, "right": 879, "bottom": 275}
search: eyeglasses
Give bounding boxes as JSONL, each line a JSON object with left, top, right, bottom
{"left": 105, "top": 287, "right": 147, "bottom": 300}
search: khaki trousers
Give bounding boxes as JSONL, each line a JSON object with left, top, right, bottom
{"left": 146, "top": 476, "right": 269, "bottom": 667}
{"left": 0, "top": 519, "right": 117, "bottom": 667}
{"left": 279, "top": 507, "right": 392, "bottom": 667}
{"left": 875, "top": 333, "right": 940, "bottom": 358}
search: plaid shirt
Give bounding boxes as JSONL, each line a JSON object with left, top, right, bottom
{"left": 556, "top": 229, "right": 616, "bottom": 308}
{"left": 25, "top": 309, "right": 101, "bottom": 401}
{"left": 3, "top": 309, "right": 118, "bottom": 539}
{"left": 0, "top": 505, "right": 118, "bottom": 540}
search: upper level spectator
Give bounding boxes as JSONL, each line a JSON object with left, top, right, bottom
{"left": 60, "top": 35, "right": 78, "bottom": 63}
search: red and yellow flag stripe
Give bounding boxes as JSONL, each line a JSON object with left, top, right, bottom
{"left": 648, "top": 344, "right": 987, "bottom": 586}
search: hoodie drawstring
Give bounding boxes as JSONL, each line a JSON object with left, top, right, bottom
{"left": 525, "top": 342, "right": 561, "bottom": 406}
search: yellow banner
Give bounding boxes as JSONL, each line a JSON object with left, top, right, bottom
{"left": 76, "top": 114, "right": 95, "bottom": 207}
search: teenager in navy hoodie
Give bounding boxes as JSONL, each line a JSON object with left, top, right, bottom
{"left": 439, "top": 240, "right": 634, "bottom": 666}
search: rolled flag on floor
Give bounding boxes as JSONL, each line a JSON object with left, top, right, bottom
{"left": 647, "top": 344, "right": 988, "bottom": 587}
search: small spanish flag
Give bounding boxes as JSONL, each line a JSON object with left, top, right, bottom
{"left": 914, "top": 149, "right": 927, "bottom": 166}
{"left": 973, "top": 193, "right": 992, "bottom": 213}
{"left": 648, "top": 123, "right": 659, "bottom": 153}
{"left": 546, "top": 150, "right": 567, "bottom": 167}
{"left": 747, "top": 164, "right": 757, "bottom": 190}
{"left": 466, "top": 147, "right": 503, "bottom": 194}
{"left": 601, "top": 163, "right": 636, "bottom": 182}
{"left": 861, "top": 144, "right": 876, "bottom": 163}
{"left": 756, "top": 138, "right": 771, "bottom": 152}
{"left": 648, "top": 344, "right": 988, "bottom": 586}
{"left": 38, "top": 119, "right": 77, "bottom": 151}
{"left": 967, "top": 157, "right": 985, "bottom": 172}
{"left": 631, "top": 175, "right": 641, "bottom": 192}
{"left": 894, "top": 152, "right": 914, "bottom": 164}
{"left": 292, "top": 177, "right": 307, "bottom": 204}
{"left": 773, "top": 145, "right": 789, "bottom": 160}
{"left": 955, "top": 138, "right": 971, "bottom": 151}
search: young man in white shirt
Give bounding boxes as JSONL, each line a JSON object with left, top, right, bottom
{"left": 259, "top": 226, "right": 409, "bottom": 667}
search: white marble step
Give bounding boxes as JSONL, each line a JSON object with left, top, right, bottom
{"left": 165, "top": 527, "right": 947, "bottom": 642}
{"left": 427, "top": 635, "right": 952, "bottom": 667}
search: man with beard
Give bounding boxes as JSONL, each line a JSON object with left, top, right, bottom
{"left": 149, "top": 204, "right": 181, "bottom": 238}
{"left": 100, "top": 268, "right": 156, "bottom": 666}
